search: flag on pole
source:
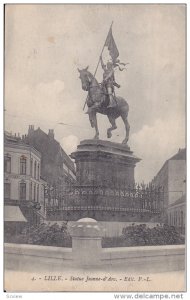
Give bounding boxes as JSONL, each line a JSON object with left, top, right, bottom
{"left": 105, "top": 26, "right": 119, "bottom": 64}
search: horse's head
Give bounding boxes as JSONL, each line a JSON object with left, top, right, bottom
{"left": 78, "top": 66, "right": 92, "bottom": 91}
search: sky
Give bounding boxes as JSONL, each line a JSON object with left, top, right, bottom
{"left": 4, "top": 4, "right": 186, "bottom": 183}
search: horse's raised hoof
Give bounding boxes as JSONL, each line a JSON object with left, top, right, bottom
{"left": 107, "top": 131, "right": 112, "bottom": 138}
{"left": 122, "top": 139, "right": 128, "bottom": 145}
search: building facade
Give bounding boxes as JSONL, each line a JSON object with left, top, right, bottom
{"left": 167, "top": 195, "right": 185, "bottom": 234}
{"left": 5, "top": 133, "right": 42, "bottom": 202}
{"left": 24, "top": 126, "right": 76, "bottom": 189}
{"left": 4, "top": 132, "right": 45, "bottom": 225}
{"left": 151, "top": 148, "right": 186, "bottom": 224}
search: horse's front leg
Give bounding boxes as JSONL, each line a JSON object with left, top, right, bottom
{"left": 88, "top": 111, "right": 99, "bottom": 139}
{"left": 87, "top": 109, "right": 94, "bottom": 128}
{"left": 93, "top": 113, "right": 99, "bottom": 139}
{"left": 121, "top": 113, "right": 130, "bottom": 144}
{"left": 107, "top": 115, "right": 117, "bottom": 138}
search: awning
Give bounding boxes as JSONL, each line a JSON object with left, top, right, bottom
{"left": 4, "top": 205, "right": 27, "bottom": 222}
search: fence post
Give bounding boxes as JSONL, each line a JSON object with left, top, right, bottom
{"left": 69, "top": 218, "right": 103, "bottom": 266}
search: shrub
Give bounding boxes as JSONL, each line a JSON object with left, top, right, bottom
{"left": 5, "top": 222, "right": 72, "bottom": 247}
{"left": 102, "top": 224, "right": 185, "bottom": 248}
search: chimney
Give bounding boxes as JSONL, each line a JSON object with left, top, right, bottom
{"left": 48, "top": 129, "right": 54, "bottom": 139}
{"left": 28, "top": 125, "right": 34, "bottom": 136}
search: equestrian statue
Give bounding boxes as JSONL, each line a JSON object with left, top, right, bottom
{"left": 78, "top": 22, "right": 130, "bottom": 145}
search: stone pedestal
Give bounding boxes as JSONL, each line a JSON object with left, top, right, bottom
{"left": 69, "top": 218, "right": 103, "bottom": 265}
{"left": 71, "top": 139, "right": 141, "bottom": 188}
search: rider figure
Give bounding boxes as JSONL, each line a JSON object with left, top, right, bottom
{"left": 100, "top": 55, "right": 120, "bottom": 108}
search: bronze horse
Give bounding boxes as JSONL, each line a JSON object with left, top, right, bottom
{"left": 78, "top": 67, "right": 130, "bottom": 144}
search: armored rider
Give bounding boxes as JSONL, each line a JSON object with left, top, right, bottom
{"left": 100, "top": 55, "right": 120, "bottom": 108}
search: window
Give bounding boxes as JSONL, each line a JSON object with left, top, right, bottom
{"left": 30, "top": 182, "right": 33, "bottom": 200}
{"left": 37, "top": 185, "right": 39, "bottom": 202}
{"left": 4, "top": 155, "right": 11, "bottom": 173}
{"left": 34, "top": 184, "right": 36, "bottom": 201}
{"left": 20, "top": 182, "right": 26, "bottom": 200}
{"left": 37, "top": 164, "right": 40, "bottom": 180}
{"left": 4, "top": 182, "right": 11, "bottom": 199}
{"left": 20, "top": 156, "right": 27, "bottom": 175}
{"left": 34, "top": 161, "right": 37, "bottom": 179}
{"left": 30, "top": 159, "right": 33, "bottom": 176}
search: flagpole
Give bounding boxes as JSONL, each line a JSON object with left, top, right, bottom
{"left": 83, "top": 21, "right": 113, "bottom": 111}
{"left": 93, "top": 21, "right": 113, "bottom": 77}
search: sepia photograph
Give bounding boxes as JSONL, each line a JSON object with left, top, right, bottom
{"left": 4, "top": 3, "right": 186, "bottom": 293}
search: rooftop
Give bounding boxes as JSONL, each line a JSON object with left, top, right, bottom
{"left": 168, "top": 194, "right": 186, "bottom": 207}
{"left": 26, "top": 126, "right": 75, "bottom": 173}
{"left": 169, "top": 148, "right": 186, "bottom": 161}
{"left": 152, "top": 148, "right": 186, "bottom": 182}
{"left": 4, "top": 132, "right": 41, "bottom": 157}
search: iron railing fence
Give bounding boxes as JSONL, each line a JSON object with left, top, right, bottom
{"left": 44, "top": 183, "right": 164, "bottom": 215}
